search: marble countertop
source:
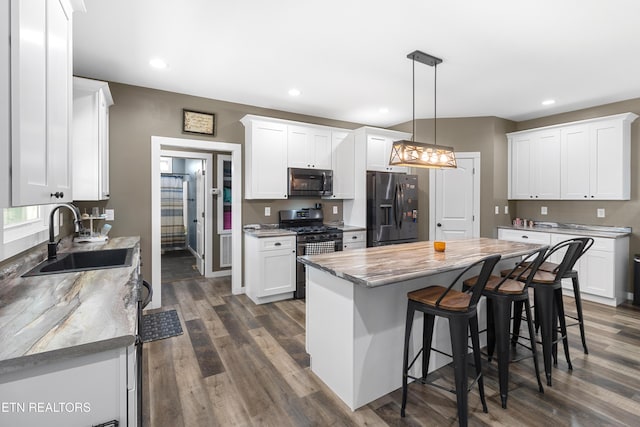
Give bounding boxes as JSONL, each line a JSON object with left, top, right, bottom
{"left": 337, "top": 225, "right": 366, "bottom": 232}
{"left": 0, "top": 236, "right": 140, "bottom": 375}
{"left": 498, "top": 224, "right": 631, "bottom": 239}
{"left": 244, "top": 228, "right": 297, "bottom": 238}
{"left": 298, "top": 238, "right": 544, "bottom": 288}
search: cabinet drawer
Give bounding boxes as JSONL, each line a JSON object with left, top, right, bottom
{"left": 343, "top": 230, "right": 366, "bottom": 242}
{"left": 498, "top": 229, "right": 551, "bottom": 245}
{"left": 551, "top": 234, "right": 614, "bottom": 252}
{"left": 260, "top": 236, "right": 295, "bottom": 251}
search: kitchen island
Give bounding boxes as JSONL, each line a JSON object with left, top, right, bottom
{"left": 298, "top": 238, "right": 544, "bottom": 410}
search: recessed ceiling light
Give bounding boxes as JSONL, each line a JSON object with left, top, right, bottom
{"left": 288, "top": 88, "right": 301, "bottom": 97}
{"left": 149, "top": 58, "right": 168, "bottom": 69}
{"left": 379, "top": 107, "right": 389, "bottom": 114}
{"left": 541, "top": 99, "right": 556, "bottom": 106}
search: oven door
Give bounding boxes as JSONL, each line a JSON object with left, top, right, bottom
{"left": 296, "top": 237, "right": 342, "bottom": 299}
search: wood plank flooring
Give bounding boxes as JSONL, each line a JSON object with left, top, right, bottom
{"left": 144, "top": 260, "right": 640, "bottom": 426}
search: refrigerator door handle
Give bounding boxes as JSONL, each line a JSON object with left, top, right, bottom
{"left": 393, "top": 183, "right": 400, "bottom": 229}
{"left": 399, "top": 183, "right": 405, "bottom": 229}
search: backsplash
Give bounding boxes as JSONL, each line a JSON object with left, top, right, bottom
{"left": 243, "top": 198, "right": 343, "bottom": 226}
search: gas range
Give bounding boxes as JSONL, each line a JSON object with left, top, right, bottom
{"left": 279, "top": 209, "right": 343, "bottom": 299}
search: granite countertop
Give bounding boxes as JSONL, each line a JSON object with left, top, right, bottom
{"left": 0, "top": 236, "right": 140, "bottom": 375}
{"left": 498, "top": 223, "right": 631, "bottom": 239}
{"left": 243, "top": 228, "right": 297, "bottom": 238}
{"left": 298, "top": 238, "right": 544, "bottom": 288}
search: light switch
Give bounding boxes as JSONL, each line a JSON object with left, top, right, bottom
{"left": 265, "top": 206, "right": 271, "bottom": 216}
{"left": 333, "top": 205, "right": 338, "bottom": 214}
{"left": 541, "top": 206, "right": 548, "bottom": 215}
{"left": 597, "top": 208, "right": 605, "bottom": 218}
{"left": 494, "top": 206, "right": 499, "bottom": 215}
{"left": 504, "top": 206, "right": 509, "bottom": 215}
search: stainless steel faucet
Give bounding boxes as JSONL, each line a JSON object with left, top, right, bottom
{"left": 48, "top": 203, "right": 84, "bottom": 260}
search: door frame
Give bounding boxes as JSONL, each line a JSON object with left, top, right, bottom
{"left": 160, "top": 149, "right": 212, "bottom": 276}
{"left": 151, "top": 136, "right": 243, "bottom": 309}
{"left": 428, "top": 152, "right": 481, "bottom": 239}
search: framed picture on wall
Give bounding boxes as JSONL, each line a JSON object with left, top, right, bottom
{"left": 182, "top": 109, "right": 216, "bottom": 136}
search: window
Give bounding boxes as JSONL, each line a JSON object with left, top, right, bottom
{"left": 0, "top": 205, "right": 58, "bottom": 261}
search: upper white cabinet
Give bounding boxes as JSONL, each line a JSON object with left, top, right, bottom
{"left": 365, "top": 129, "right": 411, "bottom": 173}
{"left": 508, "top": 129, "right": 561, "bottom": 200}
{"left": 325, "top": 130, "right": 355, "bottom": 199}
{"left": 287, "top": 125, "right": 332, "bottom": 170}
{"left": 508, "top": 113, "right": 637, "bottom": 201}
{"left": 561, "top": 115, "right": 636, "bottom": 200}
{"left": 9, "top": 0, "right": 80, "bottom": 206}
{"left": 241, "top": 116, "right": 289, "bottom": 199}
{"left": 72, "top": 77, "right": 113, "bottom": 201}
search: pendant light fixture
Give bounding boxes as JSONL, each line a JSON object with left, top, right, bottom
{"left": 389, "top": 50, "right": 457, "bottom": 169}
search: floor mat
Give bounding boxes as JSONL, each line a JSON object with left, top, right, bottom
{"left": 141, "top": 309, "right": 183, "bottom": 343}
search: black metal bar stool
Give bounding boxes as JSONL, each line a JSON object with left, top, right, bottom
{"left": 503, "top": 240, "right": 583, "bottom": 386}
{"left": 532, "top": 237, "right": 593, "bottom": 354}
{"left": 401, "top": 254, "right": 501, "bottom": 427}
{"left": 462, "top": 246, "right": 548, "bottom": 409}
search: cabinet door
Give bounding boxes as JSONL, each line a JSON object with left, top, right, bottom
{"left": 532, "top": 130, "right": 560, "bottom": 199}
{"left": 508, "top": 135, "right": 533, "bottom": 199}
{"left": 11, "top": 0, "right": 72, "bottom": 206}
{"left": 366, "top": 135, "right": 389, "bottom": 171}
{"left": 328, "top": 131, "right": 355, "bottom": 199}
{"left": 247, "top": 120, "right": 288, "bottom": 199}
{"left": 579, "top": 249, "right": 614, "bottom": 298}
{"left": 561, "top": 125, "right": 590, "bottom": 199}
{"left": 311, "top": 128, "right": 331, "bottom": 169}
{"left": 287, "top": 125, "right": 331, "bottom": 169}
{"left": 589, "top": 119, "right": 628, "bottom": 200}
{"left": 260, "top": 248, "right": 296, "bottom": 296}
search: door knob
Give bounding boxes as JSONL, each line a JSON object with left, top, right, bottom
{"left": 437, "top": 223, "right": 442, "bottom": 227}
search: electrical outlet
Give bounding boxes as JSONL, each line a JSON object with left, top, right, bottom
{"left": 541, "top": 206, "right": 548, "bottom": 215}
{"left": 265, "top": 206, "right": 271, "bottom": 216}
{"left": 495, "top": 206, "right": 499, "bottom": 215}
{"left": 597, "top": 208, "right": 605, "bottom": 218}
{"left": 504, "top": 206, "right": 509, "bottom": 215}
{"left": 105, "top": 209, "right": 115, "bottom": 221}
{"left": 333, "top": 205, "right": 338, "bottom": 214}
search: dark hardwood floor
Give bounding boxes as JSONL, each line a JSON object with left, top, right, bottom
{"left": 143, "top": 262, "right": 640, "bottom": 426}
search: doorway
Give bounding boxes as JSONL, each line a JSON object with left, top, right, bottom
{"left": 429, "top": 152, "right": 480, "bottom": 240}
{"left": 151, "top": 136, "right": 242, "bottom": 309}
{"left": 159, "top": 152, "right": 210, "bottom": 279}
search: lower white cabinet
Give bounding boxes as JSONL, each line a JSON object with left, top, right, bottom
{"left": 343, "top": 230, "right": 366, "bottom": 250}
{"left": 0, "top": 345, "right": 135, "bottom": 426}
{"left": 244, "top": 234, "right": 296, "bottom": 304}
{"left": 498, "top": 228, "right": 629, "bottom": 306}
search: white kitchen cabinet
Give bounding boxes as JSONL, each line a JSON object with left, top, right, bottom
{"left": 325, "top": 130, "right": 355, "bottom": 199}
{"left": 499, "top": 228, "right": 629, "bottom": 306}
{"left": 508, "top": 129, "right": 560, "bottom": 200}
{"left": 561, "top": 115, "right": 636, "bottom": 200}
{"left": 241, "top": 116, "right": 288, "bottom": 199}
{"left": 9, "top": 0, "right": 78, "bottom": 206}
{"left": 0, "top": 346, "right": 134, "bottom": 426}
{"left": 509, "top": 113, "right": 637, "bottom": 201}
{"left": 287, "top": 125, "right": 332, "bottom": 170}
{"left": 343, "top": 230, "right": 366, "bottom": 250}
{"left": 244, "top": 234, "right": 296, "bottom": 304}
{"left": 366, "top": 131, "right": 410, "bottom": 173}
{"left": 72, "top": 77, "right": 113, "bottom": 201}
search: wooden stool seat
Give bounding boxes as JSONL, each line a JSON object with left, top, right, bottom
{"left": 408, "top": 286, "right": 471, "bottom": 311}
{"left": 463, "top": 275, "right": 524, "bottom": 295}
{"left": 501, "top": 267, "right": 556, "bottom": 284}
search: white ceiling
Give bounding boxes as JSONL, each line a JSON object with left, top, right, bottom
{"left": 73, "top": 0, "right": 640, "bottom": 127}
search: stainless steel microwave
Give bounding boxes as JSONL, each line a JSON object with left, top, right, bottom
{"left": 288, "top": 168, "right": 333, "bottom": 197}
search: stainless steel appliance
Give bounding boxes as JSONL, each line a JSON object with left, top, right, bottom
{"left": 279, "top": 208, "right": 343, "bottom": 298}
{"left": 367, "top": 171, "right": 419, "bottom": 246}
{"left": 288, "top": 168, "right": 333, "bottom": 197}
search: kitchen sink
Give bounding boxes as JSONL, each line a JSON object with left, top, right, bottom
{"left": 23, "top": 248, "right": 134, "bottom": 277}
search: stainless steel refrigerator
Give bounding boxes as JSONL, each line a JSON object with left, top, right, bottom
{"left": 366, "top": 171, "right": 419, "bottom": 247}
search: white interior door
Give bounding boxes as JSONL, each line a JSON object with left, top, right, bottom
{"left": 195, "top": 169, "right": 205, "bottom": 274}
{"left": 429, "top": 153, "right": 480, "bottom": 241}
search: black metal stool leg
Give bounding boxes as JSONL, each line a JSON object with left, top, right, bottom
{"left": 524, "top": 297, "right": 544, "bottom": 393}
{"left": 493, "top": 297, "right": 512, "bottom": 409}
{"left": 449, "top": 316, "right": 471, "bottom": 427}
{"left": 469, "top": 314, "right": 488, "bottom": 413}
{"left": 423, "top": 313, "right": 435, "bottom": 378}
{"left": 572, "top": 276, "right": 589, "bottom": 354}
{"left": 535, "top": 285, "right": 555, "bottom": 386}
{"left": 486, "top": 298, "right": 496, "bottom": 362}
{"left": 555, "top": 288, "right": 572, "bottom": 371}
{"left": 511, "top": 300, "right": 523, "bottom": 347}
{"left": 401, "top": 303, "right": 415, "bottom": 418}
